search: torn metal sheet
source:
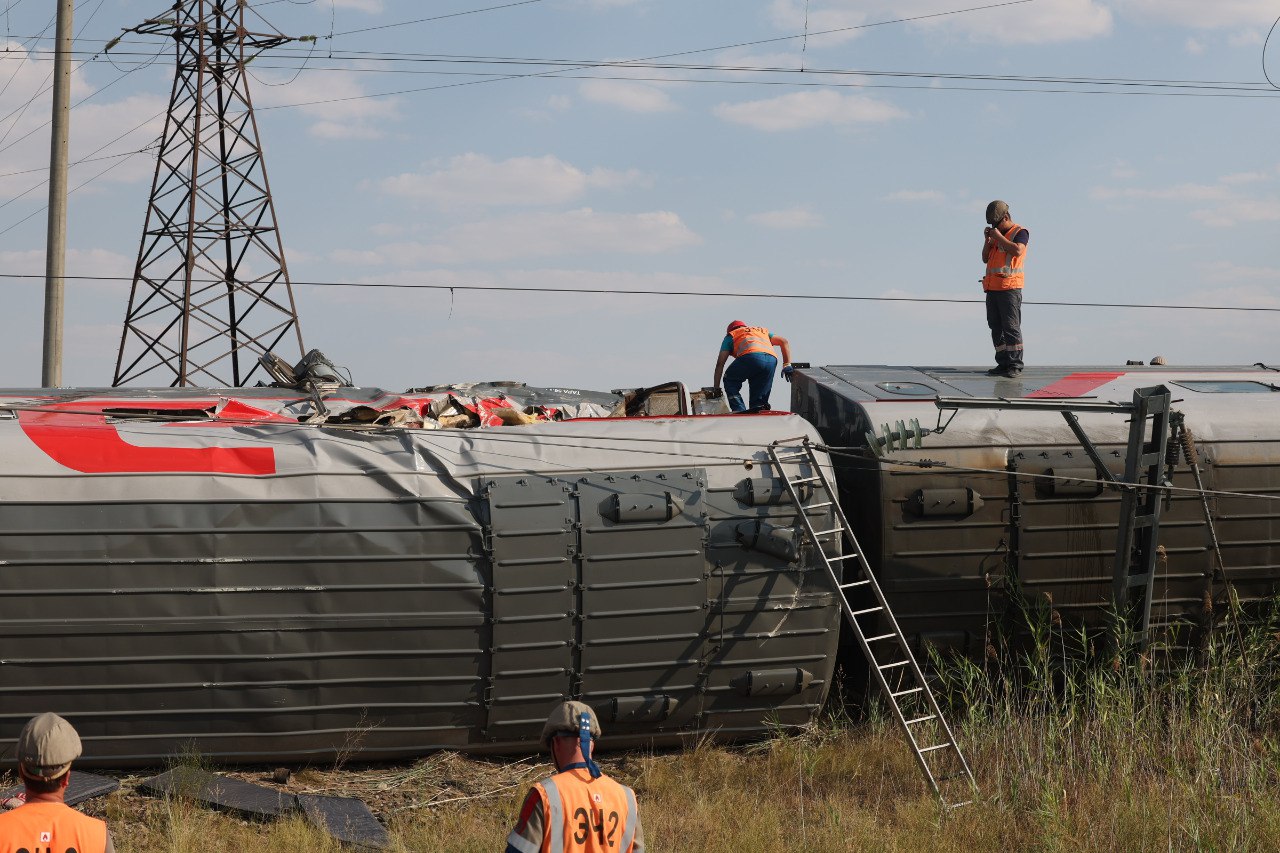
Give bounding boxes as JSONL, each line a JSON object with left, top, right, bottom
{"left": 0, "top": 771, "right": 119, "bottom": 809}
{"left": 138, "top": 768, "right": 294, "bottom": 821}
{"left": 297, "top": 794, "right": 391, "bottom": 850}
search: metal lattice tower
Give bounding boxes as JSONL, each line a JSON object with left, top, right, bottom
{"left": 114, "top": 0, "right": 305, "bottom": 388}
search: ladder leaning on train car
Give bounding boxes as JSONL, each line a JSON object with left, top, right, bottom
{"left": 768, "top": 439, "right": 977, "bottom": 808}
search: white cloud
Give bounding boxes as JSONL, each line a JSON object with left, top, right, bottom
{"left": 331, "top": 0, "right": 383, "bottom": 11}
{"left": 1094, "top": 168, "right": 1280, "bottom": 228}
{"left": 768, "top": 0, "right": 1110, "bottom": 47}
{"left": 884, "top": 189, "right": 946, "bottom": 203}
{"left": 1115, "top": 0, "right": 1279, "bottom": 29}
{"left": 1191, "top": 197, "right": 1280, "bottom": 227}
{"left": 747, "top": 207, "right": 824, "bottom": 229}
{"left": 378, "top": 154, "right": 647, "bottom": 207}
{"left": 0, "top": 248, "right": 133, "bottom": 280}
{"left": 331, "top": 208, "right": 700, "bottom": 265}
{"left": 1228, "top": 29, "right": 1265, "bottom": 46}
{"left": 1202, "top": 262, "right": 1280, "bottom": 283}
{"left": 0, "top": 49, "right": 165, "bottom": 200}
{"left": 713, "top": 90, "right": 906, "bottom": 131}
{"left": 1090, "top": 183, "right": 1231, "bottom": 202}
{"left": 253, "top": 70, "right": 400, "bottom": 140}
{"left": 579, "top": 80, "right": 677, "bottom": 113}
{"left": 1184, "top": 37, "right": 1205, "bottom": 55}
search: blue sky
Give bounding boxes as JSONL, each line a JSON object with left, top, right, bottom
{"left": 2, "top": 0, "right": 1279, "bottom": 401}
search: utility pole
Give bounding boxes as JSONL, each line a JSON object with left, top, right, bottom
{"left": 42, "top": 0, "right": 74, "bottom": 388}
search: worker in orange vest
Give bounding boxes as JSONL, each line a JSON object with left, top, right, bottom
{"left": 712, "top": 320, "right": 794, "bottom": 413}
{"left": 505, "top": 701, "right": 644, "bottom": 853}
{"left": 0, "top": 713, "right": 114, "bottom": 853}
{"left": 981, "top": 199, "right": 1029, "bottom": 379}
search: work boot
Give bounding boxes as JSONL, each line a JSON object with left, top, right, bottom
{"left": 985, "top": 366, "right": 1005, "bottom": 376}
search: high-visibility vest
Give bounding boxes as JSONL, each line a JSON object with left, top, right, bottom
{"left": 525, "top": 769, "right": 640, "bottom": 853}
{"left": 0, "top": 801, "right": 109, "bottom": 853}
{"left": 982, "top": 221, "right": 1027, "bottom": 292}
{"left": 729, "top": 326, "right": 774, "bottom": 358}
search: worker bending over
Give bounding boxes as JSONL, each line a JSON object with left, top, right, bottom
{"left": 506, "top": 701, "right": 644, "bottom": 853}
{"left": 713, "top": 320, "right": 793, "bottom": 413}
{"left": 0, "top": 713, "right": 114, "bottom": 853}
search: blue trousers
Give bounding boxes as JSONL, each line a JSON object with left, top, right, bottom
{"left": 724, "top": 352, "right": 777, "bottom": 412}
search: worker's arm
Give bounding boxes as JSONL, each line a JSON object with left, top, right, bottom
{"left": 629, "top": 809, "right": 646, "bottom": 852}
{"left": 771, "top": 335, "right": 791, "bottom": 365}
{"left": 988, "top": 227, "right": 1026, "bottom": 257}
{"left": 506, "top": 790, "right": 545, "bottom": 853}
{"left": 712, "top": 350, "right": 730, "bottom": 389}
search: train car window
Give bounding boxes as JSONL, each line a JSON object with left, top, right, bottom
{"left": 875, "top": 382, "right": 936, "bottom": 397}
{"left": 1172, "top": 380, "right": 1279, "bottom": 393}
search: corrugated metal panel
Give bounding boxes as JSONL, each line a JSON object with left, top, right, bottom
{"left": 0, "top": 496, "right": 487, "bottom": 763}
{"left": 483, "top": 476, "right": 576, "bottom": 738}
{"left": 578, "top": 469, "right": 709, "bottom": 733}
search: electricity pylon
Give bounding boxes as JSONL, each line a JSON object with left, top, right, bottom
{"left": 113, "top": 0, "right": 306, "bottom": 387}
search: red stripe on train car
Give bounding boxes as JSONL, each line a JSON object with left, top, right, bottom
{"left": 1027, "top": 372, "right": 1125, "bottom": 399}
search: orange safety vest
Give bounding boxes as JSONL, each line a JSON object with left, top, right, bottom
{"left": 531, "top": 768, "right": 640, "bottom": 853}
{"left": 729, "top": 326, "right": 774, "bottom": 358}
{"left": 0, "top": 801, "right": 109, "bottom": 853}
{"left": 982, "top": 221, "right": 1027, "bottom": 292}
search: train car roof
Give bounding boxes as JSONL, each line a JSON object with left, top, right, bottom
{"left": 793, "top": 364, "right": 1280, "bottom": 447}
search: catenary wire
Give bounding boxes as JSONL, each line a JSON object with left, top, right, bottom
{"left": 2, "top": 272, "right": 1280, "bottom": 315}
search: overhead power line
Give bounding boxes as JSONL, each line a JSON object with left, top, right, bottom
{"left": 2, "top": 272, "right": 1279, "bottom": 315}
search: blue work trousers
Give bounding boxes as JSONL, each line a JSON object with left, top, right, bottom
{"left": 724, "top": 352, "right": 777, "bottom": 412}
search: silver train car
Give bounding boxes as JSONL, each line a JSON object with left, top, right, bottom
{"left": 0, "top": 383, "right": 839, "bottom": 766}
{"left": 791, "top": 364, "right": 1280, "bottom": 655}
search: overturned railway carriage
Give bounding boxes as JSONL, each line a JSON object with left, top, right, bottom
{"left": 0, "top": 384, "right": 839, "bottom": 766}
{"left": 792, "top": 365, "right": 1280, "bottom": 655}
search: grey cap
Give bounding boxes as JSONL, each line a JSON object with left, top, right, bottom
{"left": 985, "top": 200, "right": 1010, "bottom": 225}
{"left": 541, "top": 701, "right": 601, "bottom": 743}
{"left": 17, "top": 713, "right": 81, "bottom": 781}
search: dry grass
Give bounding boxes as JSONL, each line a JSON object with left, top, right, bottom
{"left": 14, "top": 612, "right": 1280, "bottom": 851}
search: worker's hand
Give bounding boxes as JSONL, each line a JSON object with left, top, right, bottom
{"left": 984, "top": 227, "right": 993, "bottom": 240}
{"left": 781, "top": 364, "right": 795, "bottom": 382}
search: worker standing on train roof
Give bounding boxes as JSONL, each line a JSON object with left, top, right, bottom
{"left": 713, "top": 320, "right": 794, "bottom": 413}
{"left": 981, "top": 199, "right": 1029, "bottom": 379}
{"left": 0, "top": 713, "right": 115, "bottom": 853}
{"left": 505, "top": 701, "right": 645, "bottom": 853}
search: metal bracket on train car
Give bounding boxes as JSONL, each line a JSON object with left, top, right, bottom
{"left": 864, "top": 418, "right": 928, "bottom": 457}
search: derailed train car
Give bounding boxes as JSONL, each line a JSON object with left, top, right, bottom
{"left": 0, "top": 382, "right": 839, "bottom": 765}
{"left": 792, "top": 364, "right": 1280, "bottom": 655}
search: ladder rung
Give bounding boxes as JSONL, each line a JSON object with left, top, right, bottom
{"left": 891, "top": 687, "right": 923, "bottom": 698}
{"left": 905, "top": 714, "right": 937, "bottom": 725}
{"left": 851, "top": 606, "right": 883, "bottom": 616}
{"left": 839, "top": 580, "right": 871, "bottom": 589}
{"left": 790, "top": 476, "right": 821, "bottom": 485}
{"left": 919, "top": 743, "right": 953, "bottom": 754}
{"left": 807, "top": 501, "right": 834, "bottom": 510}
{"left": 772, "top": 454, "right": 809, "bottom": 463}
{"left": 878, "top": 660, "right": 910, "bottom": 670}
{"left": 865, "top": 633, "right": 896, "bottom": 642}
{"left": 812, "top": 527, "right": 844, "bottom": 537}
{"left": 827, "top": 554, "right": 859, "bottom": 562}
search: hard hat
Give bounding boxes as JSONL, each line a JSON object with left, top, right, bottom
{"left": 17, "top": 713, "right": 82, "bottom": 781}
{"left": 985, "top": 200, "right": 1010, "bottom": 225}
{"left": 541, "top": 700, "right": 601, "bottom": 743}
{"left": 726, "top": 320, "right": 747, "bottom": 334}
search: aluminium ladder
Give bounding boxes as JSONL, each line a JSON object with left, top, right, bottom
{"left": 768, "top": 438, "right": 976, "bottom": 808}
